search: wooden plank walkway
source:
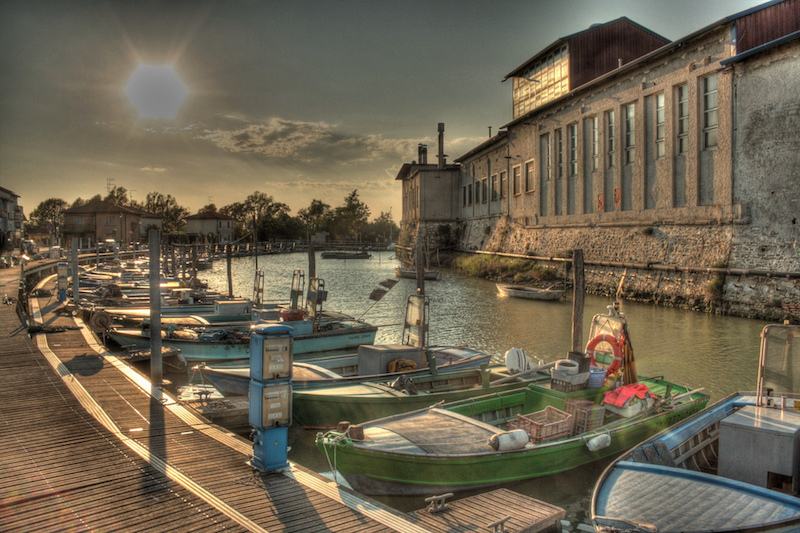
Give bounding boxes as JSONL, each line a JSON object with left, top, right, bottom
{"left": 0, "top": 266, "right": 428, "bottom": 533}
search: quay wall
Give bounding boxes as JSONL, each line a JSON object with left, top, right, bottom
{"left": 403, "top": 217, "right": 800, "bottom": 323}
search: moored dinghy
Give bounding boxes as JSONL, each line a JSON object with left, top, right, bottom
{"left": 496, "top": 282, "right": 565, "bottom": 301}
{"left": 591, "top": 323, "right": 800, "bottom": 533}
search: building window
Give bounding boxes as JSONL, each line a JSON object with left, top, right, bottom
{"left": 475, "top": 180, "right": 480, "bottom": 204}
{"left": 606, "top": 110, "right": 615, "bottom": 168}
{"left": 591, "top": 116, "right": 599, "bottom": 171}
{"left": 512, "top": 166, "right": 521, "bottom": 195}
{"left": 539, "top": 133, "right": 551, "bottom": 216}
{"left": 106, "top": 215, "right": 116, "bottom": 225}
{"left": 624, "top": 103, "right": 635, "bottom": 165}
{"left": 491, "top": 174, "right": 498, "bottom": 201}
{"left": 524, "top": 160, "right": 535, "bottom": 192}
{"left": 676, "top": 84, "right": 689, "bottom": 154}
{"left": 467, "top": 184, "right": 472, "bottom": 206}
{"left": 568, "top": 123, "right": 578, "bottom": 176}
{"left": 655, "top": 93, "right": 666, "bottom": 158}
{"left": 74, "top": 217, "right": 84, "bottom": 226}
{"left": 556, "top": 130, "right": 564, "bottom": 181}
{"left": 482, "top": 178, "right": 488, "bottom": 203}
{"left": 500, "top": 171, "right": 507, "bottom": 199}
{"left": 703, "top": 74, "right": 718, "bottom": 149}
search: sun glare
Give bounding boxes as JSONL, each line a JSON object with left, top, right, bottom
{"left": 125, "top": 65, "right": 188, "bottom": 118}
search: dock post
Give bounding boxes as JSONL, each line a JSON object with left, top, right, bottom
{"left": 571, "top": 248, "right": 585, "bottom": 353}
{"left": 71, "top": 240, "right": 80, "bottom": 306}
{"left": 149, "top": 229, "right": 162, "bottom": 387}
{"left": 226, "top": 243, "right": 233, "bottom": 297}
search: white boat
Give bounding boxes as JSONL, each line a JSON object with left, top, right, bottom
{"left": 496, "top": 283, "right": 564, "bottom": 301}
{"left": 591, "top": 323, "right": 800, "bottom": 532}
{"left": 394, "top": 267, "right": 440, "bottom": 280}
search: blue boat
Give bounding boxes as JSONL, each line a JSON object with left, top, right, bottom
{"left": 106, "top": 316, "right": 378, "bottom": 363}
{"left": 592, "top": 323, "right": 800, "bottom": 532}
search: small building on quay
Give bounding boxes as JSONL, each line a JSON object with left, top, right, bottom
{"left": 397, "top": 0, "right": 800, "bottom": 321}
{"left": 184, "top": 210, "right": 235, "bottom": 243}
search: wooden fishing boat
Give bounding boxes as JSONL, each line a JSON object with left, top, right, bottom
{"left": 591, "top": 323, "right": 800, "bottom": 533}
{"left": 496, "top": 282, "right": 564, "bottom": 301}
{"left": 316, "top": 376, "right": 709, "bottom": 496}
{"left": 394, "top": 267, "right": 440, "bottom": 280}
{"left": 105, "top": 316, "right": 378, "bottom": 363}
{"left": 292, "top": 361, "right": 555, "bottom": 428}
{"left": 315, "top": 304, "right": 708, "bottom": 495}
{"left": 200, "top": 344, "right": 495, "bottom": 396}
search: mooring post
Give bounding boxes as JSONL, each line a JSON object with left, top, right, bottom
{"left": 226, "top": 243, "right": 233, "bottom": 297}
{"left": 148, "top": 229, "right": 162, "bottom": 387}
{"left": 571, "top": 248, "right": 585, "bottom": 353}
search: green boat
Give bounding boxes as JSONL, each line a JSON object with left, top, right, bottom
{"left": 293, "top": 362, "right": 553, "bottom": 428}
{"left": 316, "top": 375, "right": 710, "bottom": 496}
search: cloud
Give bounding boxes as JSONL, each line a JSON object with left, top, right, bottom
{"left": 139, "top": 166, "right": 167, "bottom": 172}
{"left": 200, "top": 118, "right": 420, "bottom": 165}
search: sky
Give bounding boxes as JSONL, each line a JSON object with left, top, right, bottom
{"left": 0, "top": 0, "right": 769, "bottom": 222}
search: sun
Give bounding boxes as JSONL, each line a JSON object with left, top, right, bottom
{"left": 125, "top": 65, "right": 188, "bottom": 118}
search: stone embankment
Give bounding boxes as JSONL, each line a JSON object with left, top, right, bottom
{"left": 402, "top": 216, "right": 800, "bottom": 323}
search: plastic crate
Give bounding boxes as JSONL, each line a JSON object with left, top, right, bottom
{"left": 508, "top": 406, "right": 573, "bottom": 444}
{"left": 565, "top": 398, "right": 606, "bottom": 435}
{"left": 550, "top": 370, "right": 590, "bottom": 393}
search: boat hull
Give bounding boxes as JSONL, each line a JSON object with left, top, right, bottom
{"left": 107, "top": 325, "right": 377, "bottom": 363}
{"left": 316, "top": 378, "right": 708, "bottom": 496}
{"left": 496, "top": 283, "right": 564, "bottom": 301}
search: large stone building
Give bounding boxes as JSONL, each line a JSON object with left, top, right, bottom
{"left": 398, "top": 0, "right": 800, "bottom": 320}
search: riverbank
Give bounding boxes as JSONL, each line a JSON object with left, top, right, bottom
{"left": 399, "top": 216, "right": 800, "bottom": 323}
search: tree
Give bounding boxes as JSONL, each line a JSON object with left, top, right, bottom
{"left": 104, "top": 186, "right": 131, "bottom": 206}
{"left": 199, "top": 203, "right": 218, "bottom": 213}
{"left": 143, "top": 191, "right": 189, "bottom": 233}
{"left": 297, "top": 199, "right": 331, "bottom": 236}
{"left": 29, "top": 198, "right": 68, "bottom": 240}
{"left": 361, "top": 210, "right": 399, "bottom": 242}
{"left": 328, "top": 190, "right": 370, "bottom": 241}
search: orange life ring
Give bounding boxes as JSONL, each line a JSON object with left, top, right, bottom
{"left": 585, "top": 334, "right": 623, "bottom": 377}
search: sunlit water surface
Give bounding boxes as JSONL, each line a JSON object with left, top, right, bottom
{"left": 194, "top": 251, "right": 769, "bottom": 522}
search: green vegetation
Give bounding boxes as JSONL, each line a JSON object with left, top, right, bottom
{"left": 452, "top": 255, "right": 559, "bottom": 284}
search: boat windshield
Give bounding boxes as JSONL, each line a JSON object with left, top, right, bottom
{"left": 757, "top": 324, "right": 800, "bottom": 404}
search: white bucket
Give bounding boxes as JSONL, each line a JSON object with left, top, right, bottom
{"left": 554, "top": 359, "right": 579, "bottom": 375}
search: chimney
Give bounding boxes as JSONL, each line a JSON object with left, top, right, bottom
{"left": 418, "top": 143, "right": 428, "bottom": 164}
{"left": 437, "top": 123, "right": 445, "bottom": 169}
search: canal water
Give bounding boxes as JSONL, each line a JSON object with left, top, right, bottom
{"left": 194, "top": 250, "right": 770, "bottom": 522}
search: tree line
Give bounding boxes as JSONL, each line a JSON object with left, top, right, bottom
{"left": 26, "top": 187, "right": 399, "bottom": 244}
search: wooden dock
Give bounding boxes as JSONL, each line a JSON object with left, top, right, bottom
{"left": 0, "top": 266, "right": 427, "bottom": 532}
{"left": 0, "top": 262, "right": 566, "bottom": 532}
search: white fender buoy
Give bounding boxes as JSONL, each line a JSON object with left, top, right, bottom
{"left": 586, "top": 433, "right": 611, "bottom": 452}
{"left": 504, "top": 347, "right": 530, "bottom": 374}
{"left": 488, "top": 429, "right": 530, "bottom": 451}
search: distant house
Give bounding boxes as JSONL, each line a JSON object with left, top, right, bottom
{"left": 184, "top": 211, "right": 234, "bottom": 243}
{"left": 62, "top": 199, "right": 160, "bottom": 248}
{"left": 0, "top": 186, "right": 22, "bottom": 248}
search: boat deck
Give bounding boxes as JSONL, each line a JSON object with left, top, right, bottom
{"left": 0, "top": 267, "right": 429, "bottom": 532}
{"left": 595, "top": 461, "right": 800, "bottom": 530}
{"left": 362, "top": 409, "right": 499, "bottom": 455}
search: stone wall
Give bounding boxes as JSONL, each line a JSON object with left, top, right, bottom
{"left": 447, "top": 215, "right": 800, "bottom": 322}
